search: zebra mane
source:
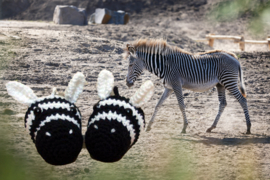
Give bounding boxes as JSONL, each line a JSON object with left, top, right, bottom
{"left": 123, "top": 39, "right": 192, "bottom": 59}
{"left": 123, "top": 39, "right": 238, "bottom": 60}
{"left": 195, "top": 50, "right": 238, "bottom": 59}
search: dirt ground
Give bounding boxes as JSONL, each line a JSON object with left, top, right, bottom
{"left": 1, "top": 1, "right": 270, "bottom": 180}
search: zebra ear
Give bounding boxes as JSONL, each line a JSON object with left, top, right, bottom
{"left": 126, "top": 44, "right": 135, "bottom": 54}
{"left": 6, "top": 81, "right": 38, "bottom": 106}
{"left": 65, "top": 72, "right": 85, "bottom": 103}
{"left": 130, "top": 80, "right": 154, "bottom": 107}
{"left": 97, "top": 69, "right": 114, "bottom": 100}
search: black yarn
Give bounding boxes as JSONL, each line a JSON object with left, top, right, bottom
{"left": 113, "top": 86, "right": 120, "bottom": 97}
{"left": 85, "top": 88, "right": 145, "bottom": 162}
{"left": 86, "top": 119, "right": 131, "bottom": 162}
{"left": 24, "top": 97, "right": 83, "bottom": 165}
{"left": 25, "top": 98, "right": 81, "bottom": 143}
{"left": 36, "top": 120, "right": 83, "bottom": 165}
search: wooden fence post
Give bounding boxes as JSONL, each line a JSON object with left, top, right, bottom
{"left": 198, "top": 34, "right": 270, "bottom": 51}
{"left": 267, "top": 36, "right": 270, "bottom": 50}
{"left": 207, "top": 34, "right": 215, "bottom": 47}
{"left": 239, "top": 36, "right": 245, "bottom": 51}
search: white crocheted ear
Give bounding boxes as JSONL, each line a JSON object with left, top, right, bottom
{"left": 6, "top": 81, "right": 38, "bottom": 106}
{"left": 65, "top": 72, "right": 85, "bottom": 103}
{"left": 97, "top": 69, "right": 114, "bottom": 100}
{"left": 130, "top": 80, "right": 154, "bottom": 107}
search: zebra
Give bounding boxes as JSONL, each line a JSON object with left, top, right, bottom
{"left": 123, "top": 39, "right": 251, "bottom": 134}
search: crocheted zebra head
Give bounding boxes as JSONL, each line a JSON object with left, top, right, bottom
{"left": 5, "top": 72, "right": 85, "bottom": 165}
{"left": 85, "top": 69, "right": 154, "bottom": 162}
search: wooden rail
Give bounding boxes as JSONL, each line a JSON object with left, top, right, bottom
{"left": 196, "top": 34, "right": 270, "bottom": 51}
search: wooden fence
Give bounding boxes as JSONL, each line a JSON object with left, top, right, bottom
{"left": 196, "top": 34, "right": 270, "bottom": 51}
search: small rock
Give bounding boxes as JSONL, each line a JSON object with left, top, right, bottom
{"left": 84, "top": 168, "right": 90, "bottom": 173}
{"left": 180, "top": 13, "right": 188, "bottom": 19}
{"left": 3, "top": 109, "right": 17, "bottom": 115}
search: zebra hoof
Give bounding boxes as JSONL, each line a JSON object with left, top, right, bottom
{"left": 206, "top": 126, "right": 215, "bottom": 133}
{"left": 145, "top": 126, "right": 151, "bottom": 132}
{"left": 246, "top": 130, "right": 251, "bottom": 134}
{"left": 181, "top": 130, "right": 186, "bottom": 134}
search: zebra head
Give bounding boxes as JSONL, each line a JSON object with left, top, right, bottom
{"left": 5, "top": 72, "right": 85, "bottom": 165}
{"left": 125, "top": 44, "right": 145, "bottom": 87}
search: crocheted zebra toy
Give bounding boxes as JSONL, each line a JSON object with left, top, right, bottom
{"left": 85, "top": 69, "right": 154, "bottom": 162}
{"left": 5, "top": 72, "right": 85, "bottom": 165}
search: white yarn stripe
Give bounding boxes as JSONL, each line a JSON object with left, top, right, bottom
{"left": 96, "top": 99, "right": 144, "bottom": 132}
{"left": 88, "top": 111, "right": 136, "bottom": 145}
{"left": 39, "top": 101, "right": 70, "bottom": 110}
{"left": 26, "top": 111, "right": 35, "bottom": 132}
{"left": 25, "top": 101, "right": 81, "bottom": 133}
{"left": 35, "top": 95, "right": 68, "bottom": 103}
{"left": 34, "top": 114, "right": 80, "bottom": 139}
{"left": 38, "top": 101, "right": 81, "bottom": 119}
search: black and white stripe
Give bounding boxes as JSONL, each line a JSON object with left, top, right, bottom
{"left": 25, "top": 96, "right": 81, "bottom": 142}
{"left": 85, "top": 92, "right": 145, "bottom": 162}
{"left": 126, "top": 39, "right": 251, "bottom": 134}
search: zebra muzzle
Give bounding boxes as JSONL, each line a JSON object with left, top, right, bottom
{"left": 126, "top": 80, "right": 134, "bottom": 87}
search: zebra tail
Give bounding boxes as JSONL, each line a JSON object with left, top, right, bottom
{"left": 239, "top": 66, "right": 247, "bottom": 98}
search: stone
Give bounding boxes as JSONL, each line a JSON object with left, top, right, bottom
{"left": 90, "top": 8, "right": 129, "bottom": 25}
{"left": 53, "top": 5, "right": 87, "bottom": 25}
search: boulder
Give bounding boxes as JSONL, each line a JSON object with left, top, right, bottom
{"left": 53, "top": 5, "right": 87, "bottom": 25}
{"left": 89, "top": 8, "right": 129, "bottom": 25}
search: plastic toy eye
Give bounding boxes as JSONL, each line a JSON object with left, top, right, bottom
{"left": 34, "top": 107, "right": 42, "bottom": 115}
{"left": 70, "top": 105, "right": 77, "bottom": 113}
{"left": 45, "top": 132, "right": 51, "bottom": 137}
{"left": 126, "top": 108, "right": 133, "bottom": 117}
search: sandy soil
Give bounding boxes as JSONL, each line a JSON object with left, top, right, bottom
{"left": 0, "top": 3, "right": 270, "bottom": 179}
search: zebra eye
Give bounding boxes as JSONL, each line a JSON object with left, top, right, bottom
{"left": 129, "top": 56, "right": 135, "bottom": 64}
{"left": 34, "top": 107, "right": 42, "bottom": 115}
{"left": 126, "top": 108, "right": 133, "bottom": 117}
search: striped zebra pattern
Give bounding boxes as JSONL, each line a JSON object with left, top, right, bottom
{"left": 6, "top": 72, "right": 85, "bottom": 165}
{"left": 124, "top": 39, "right": 251, "bottom": 134}
{"left": 85, "top": 87, "right": 145, "bottom": 162}
{"left": 24, "top": 96, "right": 83, "bottom": 165}
{"left": 25, "top": 96, "right": 82, "bottom": 141}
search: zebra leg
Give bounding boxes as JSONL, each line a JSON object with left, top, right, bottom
{"left": 172, "top": 84, "right": 188, "bottom": 133}
{"left": 226, "top": 84, "right": 251, "bottom": 134}
{"left": 146, "top": 88, "right": 173, "bottom": 132}
{"left": 206, "top": 84, "right": 227, "bottom": 132}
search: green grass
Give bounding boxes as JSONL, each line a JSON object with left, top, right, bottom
{"left": 209, "top": 0, "right": 270, "bottom": 37}
{"left": 0, "top": 38, "right": 19, "bottom": 72}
